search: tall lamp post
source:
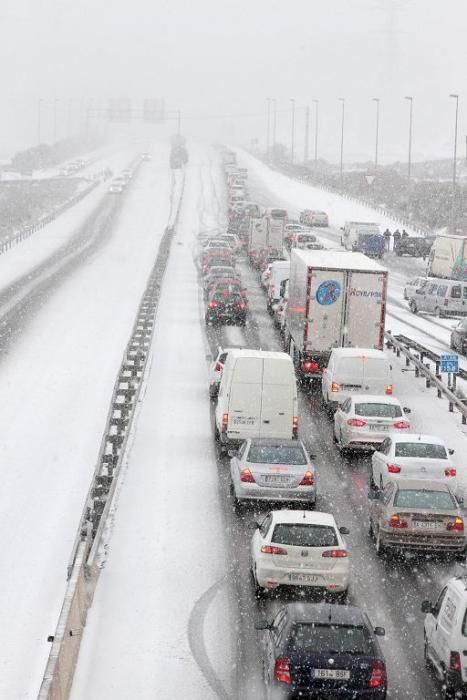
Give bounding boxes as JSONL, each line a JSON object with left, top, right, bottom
{"left": 290, "top": 98, "right": 295, "bottom": 164}
{"left": 37, "top": 98, "right": 43, "bottom": 145}
{"left": 450, "top": 93, "right": 459, "bottom": 232}
{"left": 338, "top": 98, "right": 345, "bottom": 187}
{"left": 53, "top": 98, "right": 59, "bottom": 143}
{"left": 271, "top": 98, "right": 277, "bottom": 158}
{"left": 312, "top": 99, "right": 319, "bottom": 165}
{"left": 304, "top": 104, "right": 310, "bottom": 163}
{"left": 266, "top": 98, "right": 271, "bottom": 158}
{"left": 372, "top": 98, "right": 380, "bottom": 170}
{"left": 404, "top": 96, "right": 413, "bottom": 183}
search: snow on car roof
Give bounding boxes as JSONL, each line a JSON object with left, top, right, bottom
{"left": 270, "top": 510, "right": 336, "bottom": 526}
{"left": 351, "top": 394, "right": 402, "bottom": 404}
{"left": 293, "top": 249, "right": 387, "bottom": 272}
{"left": 391, "top": 433, "right": 447, "bottom": 445}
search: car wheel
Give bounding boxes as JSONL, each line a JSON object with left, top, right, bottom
{"left": 369, "top": 517, "right": 375, "bottom": 538}
{"left": 409, "top": 299, "right": 418, "bottom": 314}
{"left": 435, "top": 306, "right": 444, "bottom": 318}
{"left": 441, "top": 677, "right": 456, "bottom": 700}
{"left": 424, "top": 637, "right": 432, "bottom": 670}
{"left": 450, "top": 337, "right": 455, "bottom": 350}
{"left": 375, "top": 528, "right": 387, "bottom": 557}
{"left": 252, "top": 566, "right": 266, "bottom": 599}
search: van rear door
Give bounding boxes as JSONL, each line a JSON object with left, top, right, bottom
{"left": 259, "top": 360, "right": 296, "bottom": 438}
{"left": 362, "top": 357, "right": 392, "bottom": 394}
{"left": 345, "top": 271, "right": 386, "bottom": 348}
{"left": 227, "top": 357, "right": 262, "bottom": 439}
{"left": 306, "top": 268, "right": 346, "bottom": 351}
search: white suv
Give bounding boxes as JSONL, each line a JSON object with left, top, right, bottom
{"left": 422, "top": 576, "right": 467, "bottom": 699}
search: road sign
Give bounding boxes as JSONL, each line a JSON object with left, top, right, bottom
{"left": 365, "top": 174, "right": 376, "bottom": 185}
{"left": 440, "top": 354, "right": 459, "bottom": 373}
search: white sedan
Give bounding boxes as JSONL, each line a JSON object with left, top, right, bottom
{"left": 371, "top": 434, "right": 457, "bottom": 492}
{"left": 251, "top": 510, "right": 350, "bottom": 599}
{"left": 334, "top": 395, "right": 411, "bottom": 452}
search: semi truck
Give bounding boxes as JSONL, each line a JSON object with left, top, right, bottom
{"left": 247, "top": 209, "right": 287, "bottom": 262}
{"left": 428, "top": 234, "right": 467, "bottom": 280}
{"left": 284, "top": 249, "right": 388, "bottom": 384}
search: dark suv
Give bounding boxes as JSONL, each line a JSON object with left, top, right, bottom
{"left": 395, "top": 236, "right": 433, "bottom": 258}
{"left": 256, "top": 603, "right": 387, "bottom": 699}
{"left": 205, "top": 290, "right": 247, "bottom": 326}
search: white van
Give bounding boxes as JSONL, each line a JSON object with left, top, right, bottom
{"left": 214, "top": 350, "right": 298, "bottom": 452}
{"left": 266, "top": 260, "right": 290, "bottom": 312}
{"left": 321, "top": 348, "right": 393, "bottom": 412}
{"left": 409, "top": 278, "right": 467, "bottom": 317}
{"left": 422, "top": 576, "right": 467, "bottom": 698}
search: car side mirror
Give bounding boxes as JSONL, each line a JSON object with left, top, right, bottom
{"left": 339, "top": 526, "right": 350, "bottom": 535}
{"left": 421, "top": 600, "right": 434, "bottom": 614}
{"left": 449, "top": 449, "right": 455, "bottom": 455}
{"left": 403, "top": 407, "right": 411, "bottom": 414}
{"left": 248, "top": 521, "right": 260, "bottom": 530}
{"left": 374, "top": 627, "right": 385, "bottom": 637}
{"left": 368, "top": 489, "right": 381, "bottom": 500}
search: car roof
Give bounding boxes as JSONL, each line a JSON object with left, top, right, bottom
{"left": 270, "top": 510, "right": 336, "bottom": 526}
{"left": 331, "top": 348, "right": 387, "bottom": 359}
{"left": 284, "top": 603, "right": 366, "bottom": 626}
{"left": 349, "top": 394, "right": 402, "bottom": 405}
{"left": 390, "top": 434, "right": 446, "bottom": 445}
{"left": 248, "top": 437, "right": 304, "bottom": 447}
{"left": 392, "top": 478, "right": 453, "bottom": 492}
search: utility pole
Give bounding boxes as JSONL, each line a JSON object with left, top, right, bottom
{"left": 37, "top": 98, "right": 43, "bottom": 145}
{"left": 339, "top": 98, "right": 345, "bottom": 187}
{"left": 313, "top": 99, "right": 319, "bottom": 165}
{"left": 405, "top": 96, "right": 413, "bottom": 183}
{"left": 266, "top": 98, "right": 271, "bottom": 158}
{"left": 450, "top": 94, "right": 459, "bottom": 232}
{"left": 53, "top": 98, "right": 58, "bottom": 143}
{"left": 304, "top": 105, "right": 310, "bottom": 163}
{"left": 372, "top": 98, "right": 380, "bottom": 170}
{"left": 272, "top": 99, "right": 277, "bottom": 159}
{"left": 290, "top": 98, "right": 295, "bottom": 164}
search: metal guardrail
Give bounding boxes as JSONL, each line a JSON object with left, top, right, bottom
{"left": 37, "top": 169, "right": 185, "bottom": 700}
{"left": 385, "top": 331, "right": 467, "bottom": 424}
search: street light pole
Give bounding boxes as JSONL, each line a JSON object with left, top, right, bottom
{"left": 53, "top": 98, "right": 58, "bottom": 143}
{"left": 372, "top": 98, "right": 380, "bottom": 170}
{"left": 177, "top": 110, "right": 181, "bottom": 135}
{"left": 339, "top": 98, "right": 345, "bottom": 187}
{"left": 450, "top": 93, "right": 459, "bottom": 233}
{"left": 290, "top": 98, "right": 295, "bottom": 164}
{"left": 272, "top": 98, "right": 277, "bottom": 158}
{"left": 68, "top": 98, "right": 72, "bottom": 138}
{"left": 304, "top": 104, "right": 310, "bottom": 163}
{"left": 404, "top": 96, "right": 413, "bottom": 183}
{"left": 313, "top": 99, "right": 319, "bottom": 166}
{"left": 37, "top": 98, "right": 43, "bottom": 145}
{"left": 266, "top": 98, "right": 271, "bottom": 158}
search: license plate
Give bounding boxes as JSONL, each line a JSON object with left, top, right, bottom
{"left": 289, "top": 573, "right": 320, "bottom": 583}
{"left": 369, "top": 424, "right": 389, "bottom": 431}
{"left": 412, "top": 521, "right": 442, "bottom": 529}
{"left": 230, "top": 416, "right": 256, "bottom": 426}
{"left": 264, "top": 475, "right": 290, "bottom": 484}
{"left": 313, "top": 669, "right": 351, "bottom": 680}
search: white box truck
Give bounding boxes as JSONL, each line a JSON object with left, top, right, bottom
{"left": 428, "top": 234, "right": 467, "bottom": 280}
{"left": 285, "top": 250, "right": 388, "bottom": 384}
{"left": 214, "top": 349, "right": 298, "bottom": 452}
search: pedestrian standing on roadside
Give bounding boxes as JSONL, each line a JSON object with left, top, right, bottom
{"left": 393, "top": 229, "right": 401, "bottom": 249}
{"left": 383, "top": 228, "right": 392, "bottom": 251}
{"left": 402, "top": 229, "right": 409, "bottom": 238}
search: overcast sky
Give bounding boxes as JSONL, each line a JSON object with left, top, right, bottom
{"left": 0, "top": 0, "right": 466, "bottom": 163}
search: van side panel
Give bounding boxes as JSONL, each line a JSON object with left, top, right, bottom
{"left": 345, "top": 271, "right": 387, "bottom": 349}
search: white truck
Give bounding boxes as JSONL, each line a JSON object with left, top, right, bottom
{"left": 247, "top": 209, "right": 286, "bottom": 262}
{"left": 284, "top": 249, "right": 388, "bottom": 384}
{"left": 428, "top": 234, "right": 467, "bottom": 280}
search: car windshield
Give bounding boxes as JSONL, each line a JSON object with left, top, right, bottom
{"left": 394, "top": 442, "right": 448, "bottom": 459}
{"left": 298, "top": 234, "right": 316, "bottom": 243}
{"left": 272, "top": 524, "right": 338, "bottom": 547}
{"left": 289, "top": 624, "right": 372, "bottom": 655}
{"left": 354, "top": 403, "right": 402, "bottom": 418}
{"left": 394, "top": 489, "right": 456, "bottom": 510}
{"left": 247, "top": 443, "right": 307, "bottom": 465}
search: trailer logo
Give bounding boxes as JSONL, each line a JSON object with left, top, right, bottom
{"left": 316, "top": 280, "right": 341, "bottom": 305}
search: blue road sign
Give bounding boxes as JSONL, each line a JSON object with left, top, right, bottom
{"left": 440, "top": 354, "right": 459, "bottom": 374}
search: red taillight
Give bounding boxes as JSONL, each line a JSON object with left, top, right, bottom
{"left": 347, "top": 418, "right": 367, "bottom": 428}
{"left": 299, "top": 470, "right": 314, "bottom": 486}
{"left": 331, "top": 381, "right": 340, "bottom": 393}
{"left": 262, "top": 546, "right": 288, "bottom": 556}
{"left": 393, "top": 421, "right": 410, "bottom": 429}
{"left": 240, "top": 467, "right": 255, "bottom": 483}
{"left": 385, "top": 384, "right": 393, "bottom": 395}
{"left": 302, "top": 361, "right": 319, "bottom": 373}
{"left": 449, "top": 651, "right": 461, "bottom": 671}
{"left": 215, "top": 362, "right": 223, "bottom": 372}
{"left": 274, "top": 657, "right": 291, "bottom": 685}
{"left": 221, "top": 413, "right": 228, "bottom": 433}
{"left": 368, "top": 660, "right": 386, "bottom": 689}
{"left": 445, "top": 468, "right": 457, "bottom": 477}
{"left": 388, "top": 514, "right": 408, "bottom": 529}
{"left": 387, "top": 464, "right": 401, "bottom": 474}
{"left": 292, "top": 416, "right": 298, "bottom": 437}
{"left": 447, "top": 517, "right": 464, "bottom": 532}
{"left": 236, "top": 302, "right": 246, "bottom": 310}
{"left": 322, "top": 549, "right": 348, "bottom": 558}
{"left": 208, "top": 301, "right": 218, "bottom": 309}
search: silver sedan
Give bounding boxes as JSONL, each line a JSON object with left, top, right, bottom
{"left": 334, "top": 394, "right": 411, "bottom": 452}
{"left": 229, "top": 438, "right": 316, "bottom": 511}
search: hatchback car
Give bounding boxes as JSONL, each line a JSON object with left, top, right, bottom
{"left": 201, "top": 254, "right": 235, "bottom": 276}
{"left": 251, "top": 510, "right": 349, "bottom": 598}
{"left": 205, "top": 290, "right": 246, "bottom": 326}
{"left": 202, "top": 267, "right": 238, "bottom": 291}
{"left": 450, "top": 318, "right": 467, "bottom": 354}
{"left": 371, "top": 434, "right": 457, "bottom": 492}
{"left": 230, "top": 438, "right": 317, "bottom": 508}
{"left": 208, "top": 279, "right": 246, "bottom": 301}
{"left": 334, "top": 395, "right": 411, "bottom": 452}
{"left": 368, "top": 478, "right": 466, "bottom": 558}
{"left": 256, "top": 603, "right": 386, "bottom": 699}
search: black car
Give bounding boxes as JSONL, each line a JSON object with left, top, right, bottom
{"left": 205, "top": 290, "right": 246, "bottom": 326}
{"left": 450, "top": 318, "right": 467, "bottom": 354}
{"left": 256, "top": 603, "right": 386, "bottom": 699}
{"left": 394, "top": 236, "right": 433, "bottom": 258}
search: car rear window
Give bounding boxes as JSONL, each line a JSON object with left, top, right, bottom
{"left": 289, "top": 624, "right": 372, "bottom": 655}
{"left": 394, "top": 489, "right": 456, "bottom": 510}
{"left": 247, "top": 444, "right": 307, "bottom": 465}
{"left": 394, "top": 442, "right": 448, "bottom": 459}
{"left": 354, "top": 403, "right": 402, "bottom": 418}
{"left": 272, "top": 524, "right": 337, "bottom": 547}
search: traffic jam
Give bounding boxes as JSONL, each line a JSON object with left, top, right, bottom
{"left": 198, "top": 147, "right": 467, "bottom": 700}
